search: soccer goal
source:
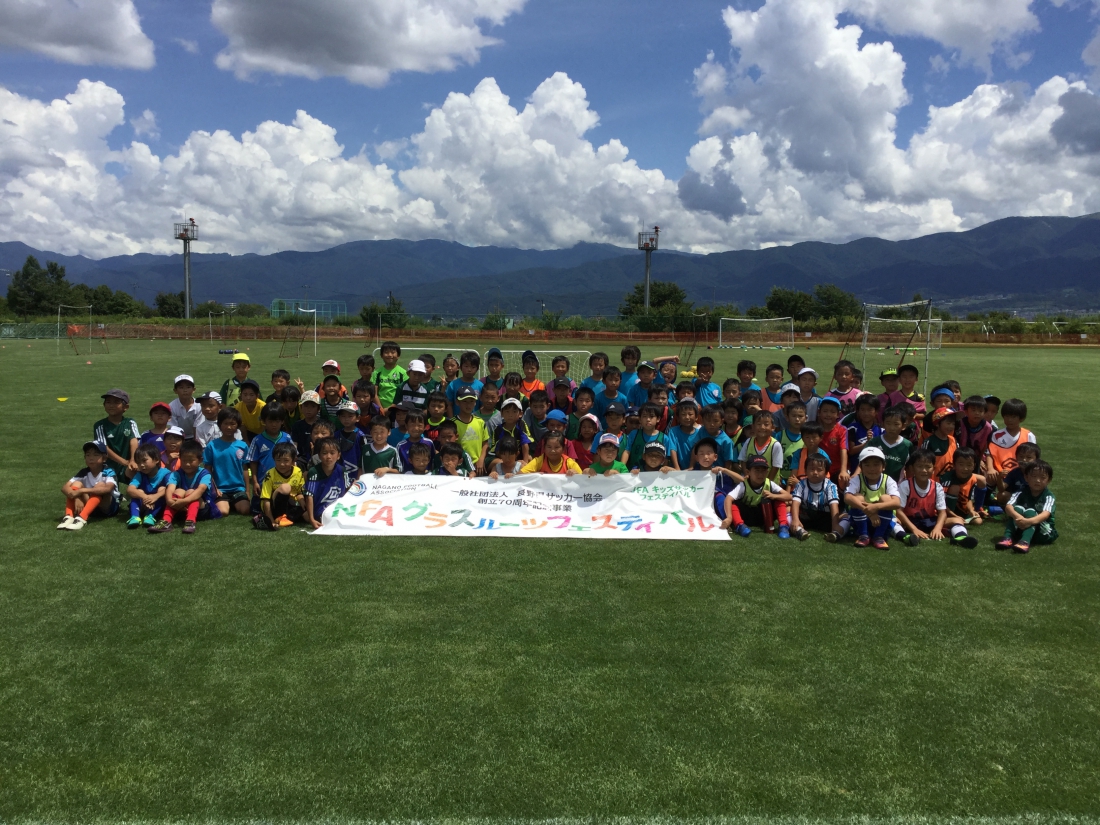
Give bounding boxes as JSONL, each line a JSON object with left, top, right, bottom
{"left": 485, "top": 349, "right": 592, "bottom": 384}
{"left": 717, "top": 317, "right": 795, "bottom": 349}
{"left": 278, "top": 324, "right": 306, "bottom": 358}
{"left": 859, "top": 300, "right": 941, "bottom": 397}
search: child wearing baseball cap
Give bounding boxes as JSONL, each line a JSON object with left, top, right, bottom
{"left": 94, "top": 388, "right": 140, "bottom": 480}
{"left": 721, "top": 455, "right": 792, "bottom": 539}
{"left": 219, "top": 353, "right": 250, "bottom": 407}
{"left": 840, "top": 446, "right": 901, "bottom": 550}
{"left": 169, "top": 374, "right": 202, "bottom": 439}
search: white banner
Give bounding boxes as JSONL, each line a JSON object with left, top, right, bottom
{"left": 315, "top": 471, "right": 729, "bottom": 541}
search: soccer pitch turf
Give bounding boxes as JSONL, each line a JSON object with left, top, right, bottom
{"left": 1, "top": 338, "right": 1098, "bottom": 822}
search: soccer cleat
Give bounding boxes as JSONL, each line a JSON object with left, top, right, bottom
{"left": 142, "top": 515, "right": 156, "bottom": 527}
{"left": 904, "top": 533, "right": 920, "bottom": 547}
{"left": 276, "top": 515, "right": 295, "bottom": 529}
{"left": 67, "top": 518, "right": 86, "bottom": 531}
{"left": 987, "top": 505, "right": 1005, "bottom": 517}
{"left": 854, "top": 535, "right": 871, "bottom": 548}
{"left": 872, "top": 537, "right": 890, "bottom": 550}
{"left": 1013, "top": 542, "right": 1031, "bottom": 554}
{"left": 777, "top": 526, "right": 790, "bottom": 540}
{"left": 127, "top": 516, "right": 142, "bottom": 529}
{"left": 995, "top": 538, "right": 1014, "bottom": 550}
{"left": 182, "top": 520, "right": 197, "bottom": 534}
{"left": 735, "top": 524, "right": 752, "bottom": 538}
{"left": 824, "top": 531, "right": 840, "bottom": 543}
{"left": 952, "top": 534, "right": 978, "bottom": 549}
{"left": 794, "top": 527, "right": 811, "bottom": 541}
{"left": 148, "top": 520, "right": 173, "bottom": 533}
{"left": 58, "top": 516, "right": 75, "bottom": 529}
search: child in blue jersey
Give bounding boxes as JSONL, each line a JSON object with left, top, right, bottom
{"left": 840, "top": 447, "right": 900, "bottom": 549}
{"left": 580, "top": 352, "right": 608, "bottom": 395}
{"left": 692, "top": 405, "right": 736, "bottom": 469}
{"left": 59, "top": 439, "right": 120, "bottom": 531}
{"left": 245, "top": 402, "right": 292, "bottom": 513}
{"left": 150, "top": 440, "right": 219, "bottom": 534}
{"left": 204, "top": 407, "right": 251, "bottom": 516}
{"left": 737, "top": 360, "right": 762, "bottom": 393}
{"left": 334, "top": 400, "right": 366, "bottom": 476}
{"left": 140, "top": 401, "right": 172, "bottom": 464}
{"left": 446, "top": 351, "right": 484, "bottom": 413}
{"left": 126, "top": 444, "right": 170, "bottom": 528}
{"left": 619, "top": 345, "right": 642, "bottom": 395}
{"left": 694, "top": 356, "right": 722, "bottom": 407}
{"left": 594, "top": 366, "right": 628, "bottom": 423}
{"left": 627, "top": 361, "right": 657, "bottom": 408}
{"left": 305, "top": 437, "right": 354, "bottom": 528}
{"left": 396, "top": 409, "right": 437, "bottom": 472}
{"left": 667, "top": 399, "right": 701, "bottom": 470}
{"left": 790, "top": 453, "right": 841, "bottom": 540}
{"left": 692, "top": 437, "right": 743, "bottom": 521}
{"left": 846, "top": 393, "right": 883, "bottom": 471}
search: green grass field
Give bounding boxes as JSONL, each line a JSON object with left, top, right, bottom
{"left": 1, "top": 337, "right": 1098, "bottom": 822}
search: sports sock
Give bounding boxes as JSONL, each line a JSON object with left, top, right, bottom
{"left": 78, "top": 496, "right": 102, "bottom": 520}
{"left": 950, "top": 524, "right": 967, "bottom": 538}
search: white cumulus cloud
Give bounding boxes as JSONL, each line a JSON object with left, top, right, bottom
{"left": 0, "top": 0, "right": 154, "bottom": 69}
{"left": 211, "top": 0, "right": 526, "bottom": 87}
{"left": 4, "top": 0, "right": 1100, "bottom": 261}
{"left": 130, "top": 109, "right": 158, "bottom": 139}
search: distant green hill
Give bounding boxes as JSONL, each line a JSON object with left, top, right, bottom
{"left": 4, "top": 213, "right": 1100, "bottom": 315}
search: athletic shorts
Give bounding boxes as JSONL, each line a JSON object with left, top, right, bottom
{"left": 218, "top": 490, "right": 249, "bottom": 506}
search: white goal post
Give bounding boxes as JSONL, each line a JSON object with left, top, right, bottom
{"left": 717, "top": 317, "right": 795, "bottom": 349}
{"left": 859, "top": 300, "right": 940, "bottom": 398}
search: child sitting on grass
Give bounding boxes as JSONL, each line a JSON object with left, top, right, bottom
{"left": 151, "top": 440, "right": 220, "bottom": 534}
{"left": 998, "top": 460, "right": 1057, "bottom": 553}
{"left": 305, "top": 437, "right": 354, "bottom": 529}
{"left": 789, "top": 453, "right": 841, "bottom": 541}
{"left": 721, "top": 455, "right": 791, "bottom": 539}
{"left": 840, "top": 447, "right": 899, "bottom": 550}
{"left": 59, "top": 439, "right": 120, "bottom": 531}
{"left": 995, "top": 443, "right": 1041, "bottom": 510}
{"left": 894, "top": 449, "right": 977, "bottom": 548}
{"left": 256, "top": 442, "right": 305, "bottom": 530}
{"left": 126, "top": 443, "right": 170, "bottom": 528}
{"left": 940, "top": 447, "right": 987, "bottom": 525}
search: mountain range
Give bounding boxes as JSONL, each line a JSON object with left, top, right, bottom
{"left": 4, "top": 213, "right": 1100, "bottom": 316}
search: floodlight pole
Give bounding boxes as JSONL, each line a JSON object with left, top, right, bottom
{"left": 638, "top": 226, "right": 660, "bottom": 311}
{"left": 174, "top": 219, "right": 198, "bottom": 319}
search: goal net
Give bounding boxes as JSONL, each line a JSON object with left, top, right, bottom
{"left": 860, "top": 302, "right": 943, "bottom": 353}
{"left": 279, "top": 324, "right": 306, "bottom": 358}
{"left": 717, "top": 317, "right": 795, "bottom": 349}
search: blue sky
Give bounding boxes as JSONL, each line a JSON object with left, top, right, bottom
{"left": 2, "top": 0, "right": 1100, "bottom": 258}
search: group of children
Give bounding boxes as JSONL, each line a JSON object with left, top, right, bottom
{"left": 61, "top": 342, "right": 1057, "bottom": 552}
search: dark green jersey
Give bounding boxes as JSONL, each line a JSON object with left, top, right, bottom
{"left": 93, "top": 416, "right": 140, "bottom": 473}
{"left": 866, "top": 435, "right": 911, "bottom": 481}
{"left": 360, "top": 444, "right": 399, "bottom": 475}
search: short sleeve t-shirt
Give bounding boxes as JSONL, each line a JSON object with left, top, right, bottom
{"left": 866, "top": 434, "right": 911, "bottom": 481}
{"left": 93, "top": 416, "right": 140, "bottom": 472}
{"left": 304, "top": 465, "right": 353, "bottom": 514}
{"left": 245, "top": 430, "right": 291, "bottom": 481}
{"left": 738, "top": 436, "right": 785, "bottom": 469}
{"left": 260, "top": 466, "right": 305, "bottom": 500}
{"left": 819, "top": 423, "right": 848, "bottom": 476}
{"left": 129, "top": 467, "right": 171, "bottom": 496}
{"left": 845, "top": 474, "right": 900, "bottom": 500}
{"left": 455, "top": 416, "right": 489, "bottom": 465}
{"left": 204, "top": 438, "right": 248, "bottom": 493}
{"left": 168, "top": 467, "right": 212, "bottom": 495}
{"left": 372, "top": 365, "right": 409, "bottom": 407}
{"left": 587, "top": 459, "right": 628, "bottom": 475}
{"left": 689, "top": 429, "right": 736, "bottom": 466}
{"left": 234, "top": 399, "right": 266, "bottom": 436}
{"left": 792, "top": 478, "right": 840, "bottom": 512}
{"left": 70, "top": 465, "right": 120, "bottom": 504}
{"left": 361, "top": 443, "right": 400, "bottom": 475}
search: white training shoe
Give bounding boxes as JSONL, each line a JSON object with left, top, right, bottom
{"left": 67, "top": 518, "right": 87, "bottom": 531}
{"left": 58, "top": 515, "right": 75, "bottom": 529}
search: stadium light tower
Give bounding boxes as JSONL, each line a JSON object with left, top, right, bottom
{"left": 174, "top": 218, "right": 198, "bottom": 319}
{"left": 638, "top": 225, "right": 659, "bottom": 311}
